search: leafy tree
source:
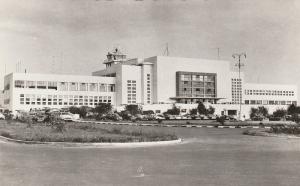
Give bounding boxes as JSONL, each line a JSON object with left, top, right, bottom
{"left": 258, "top": 106, "right": 269, "bottom": 117}
{"left": 197, "top": 102, "right": 207, "bottom": 115}
{"left": 250, "top": 107, "right": 258, "bottom": 119}
{"left": 287, "top": 104, "right": 298, "bottom": 115}
{"left": 69, "top": 106, "right": 80, "bottom": 115}
{"left": 250, "top": 106, "right": 268, "bottom": 119}
{"left": 165, "top": 104, "right": 180, "bottom": 115}
{"left": 190, "top": 108, "right": 198, "bottom": 115}
{"left": 94, "top": 103, "right": 112, "bottom": 116}
{"left": 207, "top": 106, "right": 215, "bottom": 115}
{"left": 273, "top": 109, "right": 287, "bottom": 118}
{"left": 69, "top": 106, "right": 89, "bottom": 118}
{"left": 125, "top": 104, "right": 142, "bottom": 115}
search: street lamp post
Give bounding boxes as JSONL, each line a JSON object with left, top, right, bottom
{"left": 232, "top": 53, "right": 246, "bottom": 121}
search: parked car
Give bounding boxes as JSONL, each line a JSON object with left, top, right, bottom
{"left": 191, "top": 114, "right": 201, "bottom": 119}
{"left": 155, "top": 114, "right": 165, "bottom": 120}
{"left": 207, "top": 114, "right": 216, "bottom": 120}
{"left": 228, "top": 115, "right": 238, "bottom": 121}
{"left": 181, "top": 114, "right": 191, "bottom": 120}
{"left": 0, "top": 113, "right": 5, "bottom": 120}
{"left": 175, "top": 115, "right": 182, "bottom": 120}
{"left": 60, "top": 112, "right": 79, "bottom": 121}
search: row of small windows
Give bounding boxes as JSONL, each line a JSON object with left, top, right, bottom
{"left": 147, "top": 74, "right": 151, "bottom": 104}
{"left": 19, "top": 94, "right": 112, "bottom": 106}
{"left": 182, "top": 81, "right": 215, "bottom": 88}
{"left": 245, "top": 89, "right": 295, "bottom": 96}
{"left": 127, "top": 80, "right": 137, "bottom": 104}
{"left": 244, "top": 100, "right": 297, "bottom": 105}
{"left": 181, "top": 75, "right": 215, "bottom": 82}
{"left": 14, "top": 80, "right": 115, "bottom": 92}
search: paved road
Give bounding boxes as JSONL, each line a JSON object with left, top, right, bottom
{"left": 1, "top": 127, "right": 300, "bottom": 186}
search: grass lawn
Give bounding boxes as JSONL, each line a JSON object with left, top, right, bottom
{"left": 0, "top": 120, "right": 178, "bottom": 143}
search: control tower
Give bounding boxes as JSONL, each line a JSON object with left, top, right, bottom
{"left": 103, "top": 48, "right": 127, "bottom": 68}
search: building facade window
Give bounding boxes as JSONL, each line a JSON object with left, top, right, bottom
{"left": 99, "top": 84, "right": 107, "bottom": 92}
{"left": 69, "top": 82, "right": 78, "bottom": 91}
{"left": 89, "top": 83, "right": 97, "bottom": 91}
{"left": 146, "top": 74, "right": 151, "bottom": 104}
{"left": 176, "top": 72, "right": 216, "bottom": 103}
{"left": 59, "top": 82, "right": 68, "bottom": 91}
{"left": 26, "top": 81, "right": 36, "bottom": 89}
{"left": 48, "top": 82, "right": 57, "bottom": 90}
{"left": 15, "top": 80, "right": 25, "bottom": 88}
{"left": 37, "top": 81, "right": 47, "bottom": 89}
{"left": 127, "top": 80, "right": 137, "bottom": 104}
{"left": 79, "top": 83, "right": 87, "bottom": 91}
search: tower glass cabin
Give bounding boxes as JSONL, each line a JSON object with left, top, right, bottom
{"left": 103, "top": 48, "right": 127, "bottom": 68}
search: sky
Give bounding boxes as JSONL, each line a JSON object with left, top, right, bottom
{"left": 0, "top": 0, "right": 300, "bottom": 99}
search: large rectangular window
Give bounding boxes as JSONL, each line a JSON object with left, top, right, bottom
{"left": 48, "top": 82, "right": 57, "bottom": 90}
{"left": 59, "top": 82, "right": 68, "bottom": 91}
{"left": 99, "top": 84, "right": 107, "bottom": 92}
{"left": 108, "top": 84, "right": 115, "bottom": 92}
{"left": 69, "top": 82, "right": 78, "bottom": 91}
{"left": 15, "top": 80, "right": 25, "bottom": 88}
{"left": 26, "top": 81, "right": 36, "bottom": 89}
{"left": 79, "top": 83, "right": 87, "bottom": 91}
{"left": 37, "top": 81, "right": 47, "bottom": 89}
{"left": 176, "top": 72, "right": 216, "bottom": 99}
{"left": 89, "top": 83, "right": 97, "bottom": 91}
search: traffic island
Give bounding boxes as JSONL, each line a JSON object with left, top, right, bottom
{"left": 243, "top": 125, "right": 300, "bottom": 138}
{"left": 0, "top": 121, "right": 180, "bottom": 147}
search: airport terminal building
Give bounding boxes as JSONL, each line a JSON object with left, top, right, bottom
{"left": 3, "top": 48, "right": 298, "bottom": 118}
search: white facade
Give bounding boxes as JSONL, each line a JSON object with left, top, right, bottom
{"left": 3, "top": 48, "right": 298, "bottom": 118}
{"left": 244, "top": 83, "right": 297, "bottom": 106}
{"left": 3, "top": 73, "right": 116, "bottom": 111}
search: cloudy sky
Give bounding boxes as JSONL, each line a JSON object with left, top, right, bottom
{"left": 0, "top": 0, "right": 299, "bottom": 98}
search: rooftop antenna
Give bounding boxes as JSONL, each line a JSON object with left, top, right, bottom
{"left": 52, "top": 56, "right": 55, "bottom": 74}
{"left": 163, "top": 43, "right": 169, "bottom": 56}
{"left": 232, "top": 52, "right": 246, "bottom": 121}
{"left": 60, "top": 52, "right": 64, "bottom": 74}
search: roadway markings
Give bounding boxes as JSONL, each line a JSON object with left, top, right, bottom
{"left": 79, "top": 121, "right": 271, "bottom": 129}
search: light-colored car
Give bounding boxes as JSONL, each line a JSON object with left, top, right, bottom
{"left": 175, "top": 115, "right": 182, "bottom": 120}
{"left": 0, "top": 113, "right": 5, "bottom": 120}
{"left": 60, "top": 112, "right": 80, "bottom": 121}
{"left": 155, "top": 114, "right": 165, "bottom": 120}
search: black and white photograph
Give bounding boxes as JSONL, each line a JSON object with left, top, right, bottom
{"left": 0, "top": 0, "right": 300, "bottom": 185}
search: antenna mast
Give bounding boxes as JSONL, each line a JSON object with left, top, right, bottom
{"left": 232, "top": 52, "right": 246, "bottom": 121}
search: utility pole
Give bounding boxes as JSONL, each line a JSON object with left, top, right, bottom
{"left": 232, "top": 52, "right": 246, "bottom": 121}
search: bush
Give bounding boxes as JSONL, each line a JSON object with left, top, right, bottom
{"left": 270, "top": 125, "right": 300, "bottom": 135}
{"left": 165, "top": 104, "right": 180, "bottom": 115}
{"left": 69, "top": 106, "right": 89, "bottom": 118}
{"left": 216, "top": 116, "right": 226, "bottom": 125}
{"left": 94, "top": 103, "right": 112, "bottom": 118}
{"left": 272, "top": 109, "right": 287, "bottom": 118}
{"left": 190, "top": 108, "right": 198, "bottom": 115}
{"left": 125, "top": 105, "right": 142, "bottom": 115}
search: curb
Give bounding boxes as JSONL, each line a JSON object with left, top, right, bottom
{"left": 79, "top": 120, "right": 271, "bottom": 129}
{"left": 0, "top": 135, "right": 182, "bottom": 148}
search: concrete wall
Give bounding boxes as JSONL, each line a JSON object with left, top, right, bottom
{"left": 145, "top": 56, "right": 232, "bottom": 104}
